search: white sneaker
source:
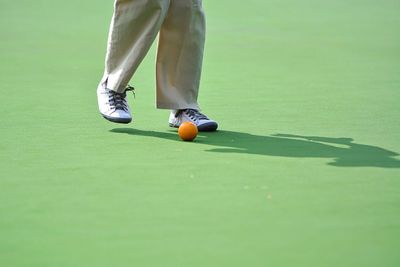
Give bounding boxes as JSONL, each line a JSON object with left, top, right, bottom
{"left": 169, "top": 109, "right": 218, "bottom": 131}
{"left": 97, "top": 84, "right": 134, "bottom": 124}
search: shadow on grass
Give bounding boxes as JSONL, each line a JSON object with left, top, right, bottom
{"left": 110, "top": 128, "right": 400, "bottom": 168}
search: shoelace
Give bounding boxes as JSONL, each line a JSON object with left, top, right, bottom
{"left": 176, "top": 109, "right": 208, "bottom": 121}
{"left": 108, "top": 85, "right": 135, "bottom": 112}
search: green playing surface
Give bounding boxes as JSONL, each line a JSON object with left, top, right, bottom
{"left": 1, "top": 0, "right": 400, "bottom": 266}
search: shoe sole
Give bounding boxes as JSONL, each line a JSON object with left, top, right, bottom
{"left": 102, "top": 114, "right": 132, "bottom": 124}
{"left": 169, "top": 122, "right": 218, "bottom": 132}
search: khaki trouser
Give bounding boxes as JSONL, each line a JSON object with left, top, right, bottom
{"left": 100, "top": 0, "right": 205, "bottom": 110}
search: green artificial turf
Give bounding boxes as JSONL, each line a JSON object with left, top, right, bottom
{"left": 1, "top": 0, "right": 400, "bottom": 266}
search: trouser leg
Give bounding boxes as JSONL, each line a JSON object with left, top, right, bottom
{"left": 156, "top": 0, "right": 206, "bottom": 110}
{"left": 101, "top": 0, "right": 170, "bottom": 93}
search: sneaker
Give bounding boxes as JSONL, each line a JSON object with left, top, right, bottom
{"left": 169, "top": 109, "right": 218, "bottom": 131}
{"left": 97, "top": 84, "right": 134, "bottom": 124}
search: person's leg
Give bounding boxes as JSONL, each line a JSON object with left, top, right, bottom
{"left": 157, "top": 0, "right": 218, "bottom": 131}
{"left": 155, "top": 0, "right": 206, "bottom": 110}
{"left": 102, "top": 0, "right": 170, "bottom": 93}
{"left": 98, "top": 0, "right": 169, "bottom": 123}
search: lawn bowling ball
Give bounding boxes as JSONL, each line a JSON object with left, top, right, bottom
{"left": 178, "top": 122, "right": 198, "bottom": 141}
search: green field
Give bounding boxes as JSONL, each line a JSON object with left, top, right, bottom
{"left": 1, "top": 0, "right": 400, "bottom": 266}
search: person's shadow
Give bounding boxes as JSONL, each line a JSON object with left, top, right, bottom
{"left": 110, "top": 128, "right": 400, "bottom": 168}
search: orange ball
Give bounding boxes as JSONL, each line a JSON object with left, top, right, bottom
{"left": 178, "top": 122, "right": 198, "bottom": 141}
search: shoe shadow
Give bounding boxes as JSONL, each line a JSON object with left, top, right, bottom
{"left": 110, "top": 128, "right": 400, "bottom": 168}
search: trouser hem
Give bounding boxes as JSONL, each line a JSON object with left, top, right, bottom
{"left": 156, "top": 102, "right": 200, "bottom": 110}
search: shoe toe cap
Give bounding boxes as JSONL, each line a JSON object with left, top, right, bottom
{"left": 112, "top": 110, "right": 131, "bottom": 119}
{"left": 102, "top": 110, "right": 132, "bottom": 124}
{"left": 197, "top": 120, "right": 218, "bottom": 131}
